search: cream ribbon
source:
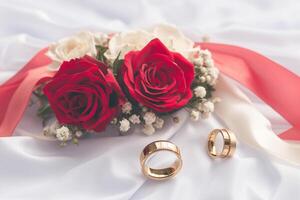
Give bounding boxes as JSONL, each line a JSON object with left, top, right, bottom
{"left": 215, "top": 75, "right": 300, "bottom": 165}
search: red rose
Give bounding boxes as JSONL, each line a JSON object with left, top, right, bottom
{"left": 119, "top": 38, "right": 194, "bottom": 112}
{"left": 43, "top": 56, "right": 123, "bottom": 132}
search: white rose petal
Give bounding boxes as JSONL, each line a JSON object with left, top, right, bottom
{"left": 143, "top": 112, "right": 156, "bottom": 125}
{"left": 46, "top": 31, "right": 106, "bottom": 71}
{"left": 193, "top": 86, "right": 206, "bottom": 98}
{"left": 106, "top": 24, "right": 195, "bottom": 61}
{"left": 119, "top": 118, "right": 130, "bottom": 132}
{"left": 129, "top": 114, "right": 141, "bottom": 124}
{"left": 142, "top": 124, "right": 155, "bottom": 136}
{"left": 56, "top": 126, "right": 71, "bottom": 141}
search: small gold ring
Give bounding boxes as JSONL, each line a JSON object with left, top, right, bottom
{"left": 140, "top": 140, "right": 183, "bottom": 180}
{"left": 208, "top": 129, "right": 236, "bottom": 158}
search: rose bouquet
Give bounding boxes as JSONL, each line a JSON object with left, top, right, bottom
{"left": 32, "top": 24, "right": 219, "bottom": 145}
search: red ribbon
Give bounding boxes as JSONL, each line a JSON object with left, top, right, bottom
{"left": 0, "top": 44, "right": 299, "bottom": 140}
{"left": 199, "top": 43, "right": 300, "bottom": 140}
{"left": 0, "top": 48, "right": 54, "bottom": 137}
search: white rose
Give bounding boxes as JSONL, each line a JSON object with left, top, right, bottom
{"left": 46, "top": 31, "right": 107, "bottom": 71}
{"left": 105, "top": 24, "right": 195, "bottom": 61}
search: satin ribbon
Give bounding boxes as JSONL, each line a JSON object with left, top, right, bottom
{"left": 0, "top": 43, "right": 299, "bottom": 142}
{"left": 0, "top": 48, "right": 54, "bottom": 137}
{"left": 198, "top": 43, "right": 300, "bottom": 140}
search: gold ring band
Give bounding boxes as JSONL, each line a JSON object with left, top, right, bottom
{"left": 208, "top": 129, "right": 236, "bottom": 158}
{"left": 140, "top": 140, "right": 183, "bottom": 180}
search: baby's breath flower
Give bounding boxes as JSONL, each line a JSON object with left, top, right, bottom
{"left": 119, "top": 118, "right": 130, "bottom": 132}
{"left": 110, "top": 118, "right": 118, "bottom": 125}
{"left": 205, "top": 75, "right": 212, "bottom": 83}
{"left": 142, "top": 124, "right": 155, "bottom": 136}
{"left": 190, "top": 110, "right": 200, "bottom": 121}
{"left": 75, "top": 130, "right": 83, "bottom": 138}
{"left": 200, "top": 49, "right": 212, "bottom": 58}
{"left": 153, "top": 117, "right": 164, "bottom": 129}
{"left": 56, "top": 126, "right": 71, "bottom": 141}
{"left": 199, "top": 101, "right": 215, "bottom": 113}
{"left": 199, "top": 66, "right": 207, "bottom": 74}
{"left": 121, "top": 102, "right": 132, "bottom": 114}
{"left": 129, "top": 114, "right": 141, "bottom": 124}
{"left": 198, "top": 76, "right": 206, "bottom": 83}
{"left": 204, "top": 59, "right": 214, "bottom": 68}
{"left": 142, "top": 106, "right": 148, "bottom": 112}
{"left": 193, "top": 57, "right": 203, "bottom": 66}
{"left": 143, "top": 112, "right": 156, "bottom": 125}
{"left": 193, "top": 86, "right": 206, "bottom": 98}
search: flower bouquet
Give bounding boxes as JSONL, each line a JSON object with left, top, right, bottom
{"left": 32, "top": 24, "right": 220, "bottom": 145}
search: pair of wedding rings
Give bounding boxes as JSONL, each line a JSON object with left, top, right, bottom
{"left": 140, "top": 128, "right": 237, "bottom": 180}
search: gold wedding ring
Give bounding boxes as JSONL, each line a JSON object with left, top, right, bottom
{"left": 140, "top": 140, "right": 183, "bottom": 180}
{"left": 208, "top": 129, "right": 236, "bottom": 158}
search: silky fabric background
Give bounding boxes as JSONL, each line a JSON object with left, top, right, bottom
{"left": 0, "top": 0, "right": 300, "bottom": 199}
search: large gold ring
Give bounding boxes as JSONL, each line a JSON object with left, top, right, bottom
{"left": 140, "top": 140, "right": 183, "bottom": 180}
{"left": 208, "top": 129, "right": 236, "bottom": 158}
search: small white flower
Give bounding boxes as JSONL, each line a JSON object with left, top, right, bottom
{"left": 119, "top": 118, "right": 130, "bottom": 132}
{"left": 142, "top": 106, "right": 148, "bottom": 112}
{"left": 193, "top": 86, "right": 206, "bottom": 98}
{"left": 121, "top": 102, "right": 132, "bottom": 114}
{"left": 198, "top": 76, "right": 206, "bottom": 83}
{"left": 44, "top": 120, "right": 60, "bottom": 136}
{"left": 193, "top": 57, "right": 203, "bottom": 66}
{"left": 143, "top": 112, "right": 156, "bottom": 125}
{"left": 110, "top": 118, "right": 118, "bottom": 125}
{"left": 75, "top": 130, "right": 83, "bottom": 138}
{"left": 205, "top": 75, "right": 212, "bottom": 83}
{"left": 153, "top": 117, "right": 164, "bottom": 129}
{"left": 204, "top": 58, "right": 214, "bottom": 68}
{"left": 199, "top": 101, "right": 215, "bottom": 113}
{"left": 200, "top": 49, "right": 212, "bottom": 58}
{"left": 199, "top": 66, "right": 207, "bottom": 74}
{"left": 129, "top": 114, "right": 141, "bottom": 124}
{"left": 56, "top": 126, "right": 71, "bottom": 141}
{"left": 142, "top": 124, "right": 155, "bottom": 136}
{"left": 207, "top": 67, "right": 219, "bottom": 80}
{"left": 190, "top": 109, "right": 200, "bottom": 121}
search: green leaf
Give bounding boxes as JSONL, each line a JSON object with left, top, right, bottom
{"left": 96, "top": 45, "right": 108, "bottom": 63}
{"left": 112, "top": 52, "right": 123, "bottom": 76}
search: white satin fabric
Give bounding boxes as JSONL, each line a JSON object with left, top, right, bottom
{"left": 0, "top": 0, "right": 300, "bottom": 199}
